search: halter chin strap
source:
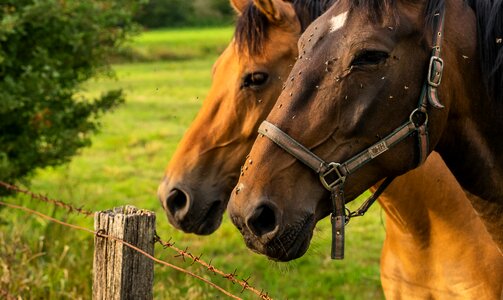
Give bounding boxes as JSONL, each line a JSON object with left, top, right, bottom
{"left": 257, "top": 8, "right": 446, "bottom": 259}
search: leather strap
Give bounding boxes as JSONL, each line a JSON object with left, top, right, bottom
{"left": 331, "top": 185, "right": 345, "bottom": 259}
{"left": 415, "top": 85, "right": 430, "bottom": 165}
{"left": 342, "top": 121, "right": 419, "bottom": 175}
{"left": 348, "top": 176, "right": 395, "bottom": 219}
{"left": 259, "top": 117, "right": 423, "bottom": 182}
{"left": 258, "top": 122, "right": 330, "bottom": 174}
{"left": 427, "top": 10, "right": 446, "bottom": 109}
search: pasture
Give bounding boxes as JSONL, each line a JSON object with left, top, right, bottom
{"left": 0, "top": 27, "right": 385, "bottom": 299}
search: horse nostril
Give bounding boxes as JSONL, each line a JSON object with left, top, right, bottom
{"left": 165, "top": 188, "right": 190, "bottom": 220}
{"left": 246, "top": 204, "right": 278, "bottom": 238}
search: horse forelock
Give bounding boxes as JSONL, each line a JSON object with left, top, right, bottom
{"left": 235, "top": 4, "right": 270, "bottom": 56}
{"left": 348, "top": 0, "right": 446, "bottom": 27}
{"left": 234, "top": 0, "right": 337, "bottom": 56}
{"left": 349, "top": 0, "right": 397, "bottom": 23}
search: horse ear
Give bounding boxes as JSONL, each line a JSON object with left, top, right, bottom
{"left": 230, "top": 0, "right": 249, "bottom": 15}
{"left": 252, "top": 0, "right": 290, "bottom": 23}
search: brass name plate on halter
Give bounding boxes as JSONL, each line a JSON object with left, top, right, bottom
{"left": 369, "top": 141, "right": 389, "bottom": 158}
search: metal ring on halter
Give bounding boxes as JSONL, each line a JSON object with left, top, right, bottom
{"left": 344, "top": 207, "right": 352, "bottom": 224}
{"left": 409, "top": 108, "right": 429, "bottom": 128}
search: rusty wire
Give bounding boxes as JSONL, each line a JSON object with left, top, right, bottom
{"left": 0, "top": 201, "right": 243, "bottom": 300}
{"left": 0, "top": 181, "right": 273, "bottom": 299}
{"left": 155, "top": 234, "right": 273, "bottom": 300}
{"left": 0, "top": 181, "right": 94, "bottom": 217}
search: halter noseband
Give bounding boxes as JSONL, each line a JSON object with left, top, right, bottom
{"left": 258, "top": 8, "right": 446, "bottom": 259}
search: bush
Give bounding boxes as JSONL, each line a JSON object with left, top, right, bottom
{"left": 0, "top": 0, "right": 140, "bottom": 191}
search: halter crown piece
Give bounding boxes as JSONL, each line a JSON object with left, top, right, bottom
{"left": 258, "top": 7, "right": 446, "bottom": 259}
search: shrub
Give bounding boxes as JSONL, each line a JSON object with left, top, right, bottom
{"left": 0, "top": 0, "right": 140, "bottom": 191}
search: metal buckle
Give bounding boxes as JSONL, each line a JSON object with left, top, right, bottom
{"left": 427, "top": 56, "right": 444, "bottom": 87}
{"left": 319, "top": 162, "right": 346, "bottom": 190}
{"left": 409, "top": 108, "right": 429, "bottom": 128}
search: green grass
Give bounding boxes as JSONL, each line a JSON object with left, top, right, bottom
{"left": 119, "top": 27, "right": 234, "bottom": 62}
{"left": 0, "top": 27, "right": 385, "bottom": 299}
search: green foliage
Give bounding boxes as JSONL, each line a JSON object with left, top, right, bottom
{"left": 134, "top": 0, "right": 235, "bottom": 28}
{"left": 0, "top": 0, "right": 140, "bottom": 189}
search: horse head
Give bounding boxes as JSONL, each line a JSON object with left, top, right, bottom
{"left": 158, "top": 0, "right": 303, "bottom": 234}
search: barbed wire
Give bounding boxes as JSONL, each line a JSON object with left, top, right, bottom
{"left": 0, "top": 181, "right": 94, "bottom": 217}
{"left": 154, "top": 234, "right": 272, "bottom": 300}
{"left": 0, "top": 200, "right": 242, "bottom": 300}
{"left": 0, "top": 181, "right": 273, "bottom": 299}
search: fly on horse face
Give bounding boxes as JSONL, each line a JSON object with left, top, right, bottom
{"left": 160, "top": 0, "right": 502, "bottom": 297}
{"left": 228, "top": 0, "right": 503, "bottom": 262}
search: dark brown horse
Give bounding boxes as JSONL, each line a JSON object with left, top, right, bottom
{"left": 160, "top": 0, "right": 502, "bottom": 297}
{"left": 228, "top": 0, "right": 503, "bottom": 259}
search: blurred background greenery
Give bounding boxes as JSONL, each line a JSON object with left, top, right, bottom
{"left": 134, "top": 0, "right": 235, "bottom": 28}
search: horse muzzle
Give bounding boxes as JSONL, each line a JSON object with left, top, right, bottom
{"left": 158, "top": 178, "right": 225, "bottom": 235}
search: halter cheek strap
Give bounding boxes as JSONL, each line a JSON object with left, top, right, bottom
{"left": 257, "top": 8, "right": 446, "bottom": 259}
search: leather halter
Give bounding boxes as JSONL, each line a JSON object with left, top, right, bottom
{"left": 258, "top": 8, "right": 446, "bottom": 259}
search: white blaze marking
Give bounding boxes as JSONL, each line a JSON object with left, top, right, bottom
{"left": 329, "top": 11, "right": 348, "bottom": 33}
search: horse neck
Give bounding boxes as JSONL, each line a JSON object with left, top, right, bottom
{"left": 377, "top": 152, "right": 503, "bottom": 297}
{"left": 438, "top": 92, "right": 503, "bottom": 253}
{"left": 378, "top": 153, "right": 493, "bottom": 248}
{"left": 438, "top": 48, "right": 503, "bottom": 203}
{"left": 434, "top": 0, "right": 503, "bottom": 252}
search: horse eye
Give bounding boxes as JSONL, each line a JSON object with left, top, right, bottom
{"left": 351, "top": 50, "right": 389, "bottom": 66}
{"left": 241, "top": 72, "right": 269, "bottom": 89}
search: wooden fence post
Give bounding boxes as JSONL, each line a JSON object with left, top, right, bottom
{"left": 93, "top": 205, "right": 156, "bottom": 300}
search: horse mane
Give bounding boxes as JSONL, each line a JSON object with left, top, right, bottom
{"left": 234, "top": 0, "right": 336, "bottom": 55}
{"left": 467, "top": 0, "right": 503, "bottom": 103}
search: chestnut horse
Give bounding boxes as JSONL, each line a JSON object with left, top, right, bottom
{"left": 228, "top": 0, "right": 503, "bottom": 264}
{"left": 159, "top": 0, "right": 503, "bottom": 297}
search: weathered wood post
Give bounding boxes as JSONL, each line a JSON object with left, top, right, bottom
{"left": 93, "top": 205, "right": 156, "bottom": 300}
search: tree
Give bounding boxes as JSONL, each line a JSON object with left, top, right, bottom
{"left": 0, "top": 0, "right": 140, "bottom": 192}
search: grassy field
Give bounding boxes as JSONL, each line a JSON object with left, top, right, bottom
{"left": 121, "top": 27, "right": 234, "bottom": 62}
{"left": 0, "top": 27, "right": 385, "bottom": 299}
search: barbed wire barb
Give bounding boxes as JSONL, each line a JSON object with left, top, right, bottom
{"left": 0, "top": 181, "right": 94, "bottom": 217}
{"left": 0, "top": 182, "right": 274, "bottom": 300}
{"left": 154, "top": 233, "right": 274, "bottom": 299}
{"left": 0, "top": 200, "right": 243, "bottom": 300}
